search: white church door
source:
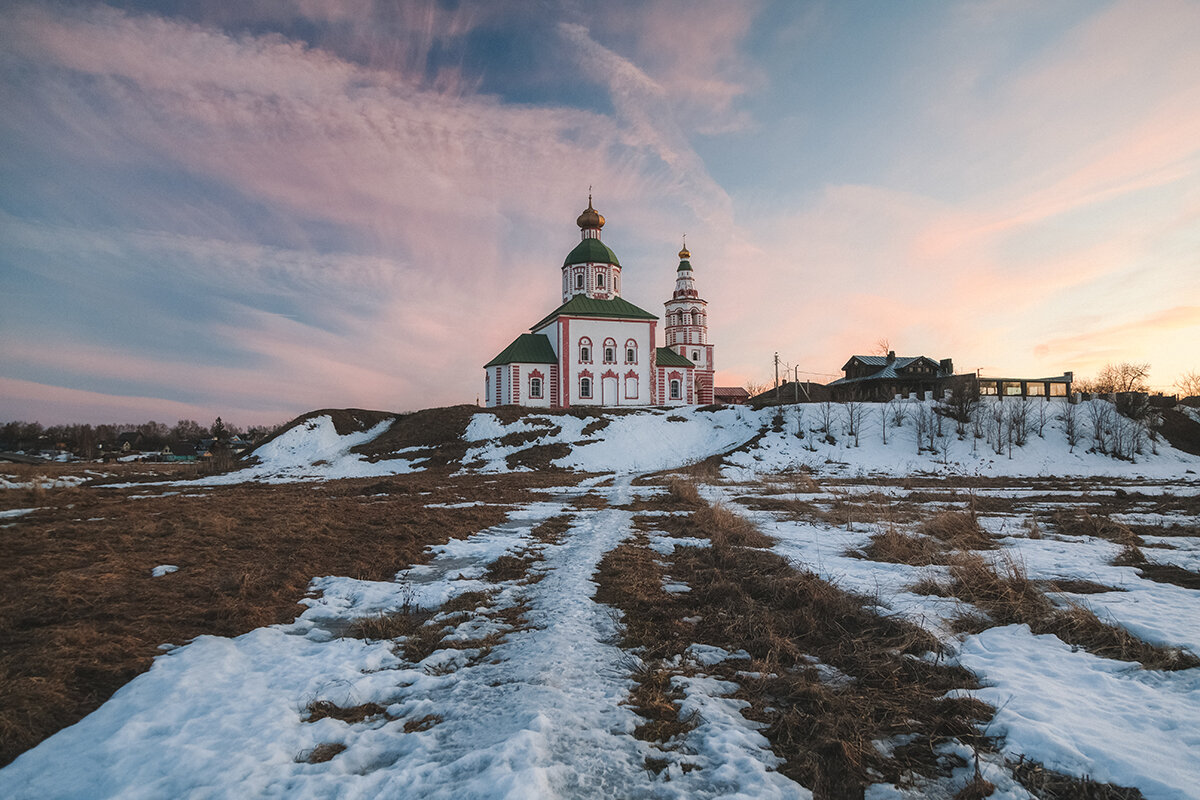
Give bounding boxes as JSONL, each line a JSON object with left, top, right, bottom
{"left": 602, "top": 375, "right": 618, "bottom": 406}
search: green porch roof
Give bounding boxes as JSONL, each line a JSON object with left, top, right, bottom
{"left": 532, "top": 294, "right": 657, "bottom": 331}
{"left": 563, "top": 237, "right": 620, "bottom": 267}
{"left": 485, "top": 333, "right": 558, "bottom": 367}
{"left": 655, "top": 347, "right": 695, "bottom": 368}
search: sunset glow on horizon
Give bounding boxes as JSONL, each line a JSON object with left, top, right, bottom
{"left": 2, "top": 0, "right": 1198, "bottom": 425}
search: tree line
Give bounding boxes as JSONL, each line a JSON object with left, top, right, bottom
{"left": 0, "top": 417, "right": 284, "bottom": 458}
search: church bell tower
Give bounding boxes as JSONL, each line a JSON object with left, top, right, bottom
{"left": 663, "top": 241, "right": 714, "bottom": 404}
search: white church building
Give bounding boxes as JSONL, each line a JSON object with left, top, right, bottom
{"left": 484, "top": 198, "right": 715, "bottom": 408}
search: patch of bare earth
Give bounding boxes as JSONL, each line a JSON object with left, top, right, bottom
{"left": 0, "top": 470, "right": 577, "bottom": 767}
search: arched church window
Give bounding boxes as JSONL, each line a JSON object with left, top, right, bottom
{"left": 530, "top": 377, "right": 542, "bottom": 398}
{"left": 597, "top": 272, "right": 605, "bottom": 289}
{"left": 625, "top": 339, "right": 637, "bottom": 364}
{"left": 692, "top": 350, "right": 699, "bottom": 361}
{"left": 603, "top": 338, "right": 616, "bottom": 364}
{"left": 670, "top": 380, "right": 681, "bottom": 400}
{"left": 580, "top": 377, "right": 592, "bottom": 398}
{"left": 579, "top": 337, "right": 592, "bottom": 363}
{"left": 576, "top": 273, "right": 583, "bottom": 290}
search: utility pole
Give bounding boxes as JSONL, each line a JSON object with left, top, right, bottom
{"left": 774, "top": 352, "right": 780, "bottom": 393}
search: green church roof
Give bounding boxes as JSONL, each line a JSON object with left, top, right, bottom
{"left": 563, "top": 237, "right": 620, "bottom": 267}
{"left": 485, "top": 333, "right": 558, "bottom": 367}
{"left": 531, "top": 294, "right": 657, "bottom": 331}
{"left": 677, "top": 259, "right": 692, "bottom": 271}
{"left": 655, "top": 347, "right": 695, "bottom": 368}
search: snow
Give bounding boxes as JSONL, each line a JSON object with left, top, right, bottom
{"left": 1, "top": 478, "right": 803, "bottom": 800}
{"left": 0, "top": 507, "right": 37, "bottom": 519}
{"left": 150, "top": 565, "right": 179, "bottom": 577}
{"left": 959, "top": 625, "right": 1200, "bottom": 800}
{"left": 0, "top": 474, "right": 88, "bottom": 490}
{"left": 4, "top": 398, "right": 1200, "bottom": 799}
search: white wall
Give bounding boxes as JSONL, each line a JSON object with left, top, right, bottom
{"left": 556, "top": 317, "right": 654, "bottom": 407}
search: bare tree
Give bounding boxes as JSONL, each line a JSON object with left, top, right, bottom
{"left": 1090, "top": 362, "right": 1151, "bottom": 394}
{"left": 1007, "top": 401, "right": 1029, "bottom": 448}
{"left": 791, "top": 405, "right": 806, "bottom": 439}
{"left": 744, "top": 380, "right": 768, "bottom": 398}
{"left": 891, "top": 399, "right": 908, "bottom": 428}
{"left": 939, "top": 382, "right": 979, "bottom": 437}
{"left": 913, "top": 403, "right": 932, "bottom": 454}
{"left": 1175, "top": 370, "right": 1200, "bottom": 399}
{"left": 874, "top": 337, "right": 892, "bottom": 356}
{"left": 817, "top": 402, "right": 835, "bottom": 436}
{"left": 843, "top": 400, "right": 867, "bottom": 447}
{"left": 1034, "top": 402, "right": 1050, "bottom": 437}
{"left": 1087, "top": 400, "right": 1114, "bottom": 453}
{"left": 1060, "top": 403, "right": 1080, "bottom": 451}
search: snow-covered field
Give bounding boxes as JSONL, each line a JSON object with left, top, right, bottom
{"left": 2, "top": 399, "right": 1198, "bottom": 799}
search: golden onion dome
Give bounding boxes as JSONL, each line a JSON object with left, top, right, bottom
{"left": 576, "top": 196, "right": 605, "bottom": 230}
{"left": 678, "top": 245, "right": 691, "bottom": 260}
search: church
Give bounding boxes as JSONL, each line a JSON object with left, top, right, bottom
{"left": 484, "top": 198, "right": 715, "bottom": 408}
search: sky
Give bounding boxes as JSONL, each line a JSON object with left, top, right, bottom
{"left": 1, "top": 0, "right": 1198, "bottom": 426}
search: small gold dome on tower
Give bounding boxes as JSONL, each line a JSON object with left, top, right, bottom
{"left": 576, "top": 195, "right": 605, "bottom": 230}
{"left": 678, "top": 245, "right": 690, "bottom": 260}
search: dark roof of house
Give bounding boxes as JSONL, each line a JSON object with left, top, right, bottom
{"left": 714, "top": 386, "right": 750, "bottom": 398}
{"left": 486, "top": 333, "right": 558, "bottom": 368}
{"left": 531, "top": 294, "right": 657, "bottom": 331}
{"left": 563, "top": 237, "right": 620, "bottom": 267}
{"left": 655, "top": 347, "right": 695, "bottom": 368}
{"left": 829, "top": 355, "right": 946, "bottom": 386}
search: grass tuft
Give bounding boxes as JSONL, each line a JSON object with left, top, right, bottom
{"left": 860, "top": 528, "right": 943, "bottom": 566}
{"left": 922, "top": 512, "right": 995, "bottom": 551}
{"left": 297, "top": 742, "right": 346, "bottom": 763}
{"left": 305, "top": 700, "right": 389, "bottom": 724}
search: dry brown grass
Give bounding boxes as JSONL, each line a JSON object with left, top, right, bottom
{"left": 530, "top": 516, "right": 571, "bottom": 545}
{"left": 597, "top": 499, "right": 988, "bottom": 797}
{"left": 505, "top": 443, "right": 573, "bottom": 471}
{"left": 947, "top": 553, "right": 1198, "bottom": 670}
{"left": 297, "top": 742, "right": 347, "bottom": 763}
{"left": 1039, "top": 579, "right": 1125, "bottom": 595}
{"left": 860, "top": 528, "right": 944, "bottom": 566}
{"left": 305, "top": 700, "right": 389, "bottom": 724}
{"left": 569, "top": 491, "right": 609, "bottom": 509}
{"left": 922, "top": 511, "right": 996, "bottom": 551}
{"left": 693, "top": 503, "right": 775, "bottom": 549}
{"left": 1053, "top": 510, "right": 1142, "bottom": 546}
{"left": 954, "top": 773, "right": 996, "bottom": 800}
{"left": 732, "top": 494, "right": 820, "bottom": 519}
{"left": 1010, "top": 756, "right": 1146, "bottom": 799}
{"left": 484, "top": 551, "right": 543, "bottom": 583}
{"left": 346, "top": 610, "right": 434, "bottom": 641}
{"left": 0, "top": 469, "right": 576, "bottom": 767}
{"left": 402, "top": 714, "right": 442, "bottom": 733}
{"left": 1113, "top": 546, "right": 1200, "bottom": 590}
{"left": 666, "top": 477, "right": 704, "bottom": 507}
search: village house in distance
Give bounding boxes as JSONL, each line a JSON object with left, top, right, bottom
{"left": 485, "top": 198, "right": 716, "bottom": 407}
